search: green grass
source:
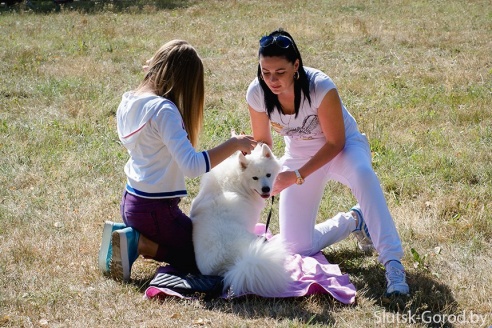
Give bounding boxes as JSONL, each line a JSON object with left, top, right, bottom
{"left": 1, "top": 0, "right": 491, "bottom": 327}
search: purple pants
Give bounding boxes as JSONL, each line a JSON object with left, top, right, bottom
{"left": 120, "top": 191, "right": 198, "bottom": 273}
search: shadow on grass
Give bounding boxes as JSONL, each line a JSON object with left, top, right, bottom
{"left": 327, "top": 248, "right": 459, "bottom": 328}
{"left": 130, "top": 274, "right": 340, "bottom": 326}
{"left": 0, "top": 0, "right": 190, "bottom": 14}
{"left": 129, "top": 261, "right": 341, "bottom": 326}
{"left": 126, "top": 247, "right": 458, "bottom": 327}
{"left": 204, "top": 294, "right": 340, "bottom": 326}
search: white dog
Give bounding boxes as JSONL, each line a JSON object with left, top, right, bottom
{"left": 190, "top": 143, "right": 291, "bottom": 297}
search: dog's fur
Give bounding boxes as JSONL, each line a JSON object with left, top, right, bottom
{"left": 190, "top": 143, "right": 291, "bottom": 297}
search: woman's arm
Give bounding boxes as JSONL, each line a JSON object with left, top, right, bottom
{"left": 248, "top": 105, "right": 273, "bottom": 148}
{"left": 157, "top": 106, "right": 256, "bottom": 176}
{"left": 298, "top": 88, "right": 346, "bottom": 178}
{"left": 272, "top": 88, "right": 346, "bottom": 194}
{"left": 207, "top": 135, "right": 257, "bottom": 168}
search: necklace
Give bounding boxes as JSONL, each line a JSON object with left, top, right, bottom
{"left": 278, "top": 95, "right": 295, "bottom": 127}
{"left": 279, "top": 110, "right": 293, "bottom": 127}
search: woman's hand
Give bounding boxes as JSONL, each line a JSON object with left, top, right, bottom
{"left": 272, "top": 171, "right": 297, "bottom": 195}
{"left": 232, "top": 134, "right": 257, "bottom": 155}
{"left": 208, "top": 133, "right": 257, "bottom": 169}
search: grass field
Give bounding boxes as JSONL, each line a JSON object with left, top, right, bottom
{"left": 1, "top": 0, "right": 491, "bottom": 327}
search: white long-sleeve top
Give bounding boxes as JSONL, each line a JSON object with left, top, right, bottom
{"left": 116, "top": 91, "right": 210, "bottom": 199}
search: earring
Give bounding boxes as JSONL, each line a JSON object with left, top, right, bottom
{"left": 259, "top": 74, "right": 264, "bottom": 80}
{"left": 294, "top": 71, "right": 300, "bottom": 80}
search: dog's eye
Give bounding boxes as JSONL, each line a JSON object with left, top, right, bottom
{"left": 252, "top": 177, "right": 259, "bottom": 180}
{"left": 266, "top": 174, "right": 271, "bottom": 178}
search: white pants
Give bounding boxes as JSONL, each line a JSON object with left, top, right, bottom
{"left": 279, "top": 133, "right": 403, "bottom": 265}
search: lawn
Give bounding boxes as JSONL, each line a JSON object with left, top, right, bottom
{"left": 0, "top": 0, "right": 491, "bottom": 327}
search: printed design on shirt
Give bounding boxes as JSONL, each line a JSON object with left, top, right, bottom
{"left": 271, "top": 115, "right": 321, "bottom": 139}
{"left": 286, "top": 114, "right": 319, "bottom": 136}
{"left": 271, "top": 121, "right": 284, "bottom": 134}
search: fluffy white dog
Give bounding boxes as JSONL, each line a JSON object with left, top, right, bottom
{"left": 190, "top": 143, "right": 291, "bottom": 297}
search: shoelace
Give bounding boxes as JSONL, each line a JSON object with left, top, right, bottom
{"left": 386, "top": 265, "right": 406, "bottom": 283}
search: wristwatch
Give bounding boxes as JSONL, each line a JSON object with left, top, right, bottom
{"left": 294, "top": 169, "right": 304, "bottom": 185}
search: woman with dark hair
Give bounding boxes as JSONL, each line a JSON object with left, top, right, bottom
{"left": 246, "top": 29, "right": 409, "bottom": 296}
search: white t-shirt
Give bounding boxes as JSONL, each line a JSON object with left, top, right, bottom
{"left": 246, "top": 67, "right": 360, "bottom": 157}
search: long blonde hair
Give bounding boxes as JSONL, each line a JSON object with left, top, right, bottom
{"left": 138, "top": 40, "right": 204, "bottom": 147}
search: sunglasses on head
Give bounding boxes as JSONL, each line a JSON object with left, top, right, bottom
{"left": 259, "top": 35, "right": 293, "bottom": 48}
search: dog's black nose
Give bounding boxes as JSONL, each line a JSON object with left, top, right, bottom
{"left": 262, "top": 186, "right": 270, "bottom": 193}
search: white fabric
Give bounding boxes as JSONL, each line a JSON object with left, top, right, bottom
{"left": 117, "top": 92, "right": 210, "bottom": 198}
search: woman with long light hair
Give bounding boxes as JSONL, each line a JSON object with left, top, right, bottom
{"left": 99, "top": 40, "right": 256, "bottom": 281}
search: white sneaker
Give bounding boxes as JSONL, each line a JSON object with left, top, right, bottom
{"left": 385, "top": 260, "right": 410, "bottom": 296}
{"left": 98, "top": 221, "right": 126, "bottom": 274}
{"left": 110, "top": 227, "right": 140, "bottom": 282}
{"left": 350, "top": 204, "right": 375, "bottom": 253}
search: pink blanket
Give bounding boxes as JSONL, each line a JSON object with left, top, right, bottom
{"left": 145, "top": 224, "right": 356, "bottom": 304}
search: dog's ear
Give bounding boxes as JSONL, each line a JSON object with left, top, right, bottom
{"left": 238, "top": 151, "right": 248, "bottom": 170}
{"left": 261, "top": 143, "right": 273, "bottom": 158}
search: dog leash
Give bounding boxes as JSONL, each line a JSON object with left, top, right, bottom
{"left": 263, "top": 196, "right": 275, "bottom": 238}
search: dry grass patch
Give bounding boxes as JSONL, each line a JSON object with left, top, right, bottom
{"left": 1, "top": 0, "right": 491, "bottom": 327}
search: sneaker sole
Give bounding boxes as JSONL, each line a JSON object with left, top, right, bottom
{"left": 98, "top": 221, "right": 125, "bottom": 274}
{"left": 385, "top": 290, "right": 410, "bottom": 297}
{"left": 98, "top": 222, "right": 114, "bottom": 274}
{"left": 351, "top": 207, "right": 375, "bottom": 253}
{"left": 110, "top": 230, "right": 131, "bottom": 282}
{"left": 110, "top": 230, "right": 124, "bottom": 281}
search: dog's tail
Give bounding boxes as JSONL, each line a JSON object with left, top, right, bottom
{"left": 223, "top": 237, "right": 291, "bottom": 297}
